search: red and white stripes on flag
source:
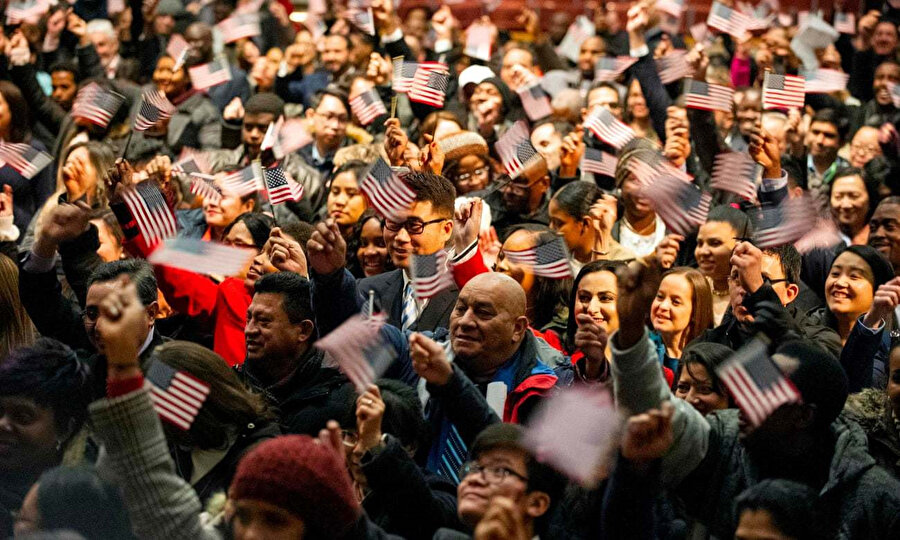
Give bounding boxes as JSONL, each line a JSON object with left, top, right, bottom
{"left": 655, "top": 50, "right": 690, "bottom": 84}
{"left": 503, "top": 236, "right": 574, "bottom": 279}
{"left": 715, "top": 338, "right": 801, "bottom": 427}
{"left": 655, "top": 0, "right": 685, "bottom": 17}
{"left": 315, "top": 313, "right": 396, "bottom": 394}
{"left": 221, "top": 163, "right": 263, "bottom": 197}
{"left": 517, "top": 82, "right": 553, "bottom": 121}
{"left": 261, "top": 117, "right": 312, "bottom": 158}
{"left": 496, "top": 121, "right": 543, "bottom": 179}
{"left": 684, "top": 79, "right": 734, "bottom": 113}
{"left": 0, "top": 142, "right": 52, "bottom": 179}
{"left": 640, "top": 174, "right": 711, "bottom": 236}
{"left": 134, "top": 90, "right": 176, "bottom": 132}
{"left": 804, "top": 69, "right": 848, "bottom": 94}
{"left": 145, "top": 361, "right": 211, "bottom": 431}
{"left": 711, "top": 152, "right": 758, "bottom": 201}
{"left": 707, "top": 2, "right": 750, "bottom": 39}
{"left": 410, "top": 251, "right": 454, "bottom": 300}
{"left": 149, "top": 237, "right": 255, "bottom": 276}
{"left": 71, "top": 82, "right": 126, "bottom": 129}
{"left": 594, "top": 56, "right": 637, "bottom": 82}
{"left": 166, "top": 34, "right": 190, "bottom": 71}
{"left": 216, "top": 13, "right": 261, "bottom": 43}
{"left": 174, "top": 150, "right": 211, "bottom": 177}
{"left": 751, "top": 196, "right": 817, "bottom": 248}
{"left": 762, "top": 73, "right": 805, "bottom": 110}
{"left": 794, "top": 217, "right": 841, "bottom": 254}
{"left": 361, "top": 158, "right": 416, "bottom": 222}
{"left": 464, "top": 23, "right": 494, "bottom": 61}
{"left": 189, "top": 58, "right": 233, "bottom": 91}
{"left": 834, "top": 12, "right": 855, "bottom": 34}
{"left": 581, "top": 148, "right": 617, "bottom": 177}
{"left": 190, "top": 176, "right": 222, "bottom": 204}
{"left": 583, "top": 108, "right": 635, "bottom": 149}
{"left": 392, "top": 58, "right": 418, "bottom": 93}
{"left": 263, "top": 167, "right": 304, "bottom": 205}
{"left": 408, "top": 64, "right": 450, "bottom": 108}
{"left": 350, "top": 89, "right": 388, "bottom": 126}
{"left": 122, "top": 181, "right": 178, "bottom": 244}
{"left": 625, "top": 152, "right": 692, "bottom": 187}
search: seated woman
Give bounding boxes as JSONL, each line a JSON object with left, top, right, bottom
{"left": 325, "top": 160, "right": 369, "bottom": 239}
{"left": 828, "top": 166, "right": 880, "bottom": 247}
{"left": 673, "top": 342, "right": 734, "bottom": 416}
{"left": 347, "top": 209, "right": 394, "bottom": 279}
{"left": 0, "top": 339, "right": 93, "bottom": 537}
{"left": 696, "top": 205, "right": 750, "bottom": 325}
{"left": 176, "top": 171, "right": 259, "bottom": 242}
{"left": 650, "top": 267, "right": 714, "bottom": 372}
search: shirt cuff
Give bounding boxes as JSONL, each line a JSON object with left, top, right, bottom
{"left": 22, "top": 249, "right": 57, "bottom": 274}
{"left": 856, "top": 315, "right": 884, "bottom": 334}
{"left": 434, "top": 38, "right": 453, "bottom": 53}
{"left": 630, "top": 44, "right": 650, "bottom": 58}
{"left": 759, "top": 171, "right": 787, "bottom": 192}
{"left": 382, "top": 28, "right": 403, "bottom": 44}
{"left": 0, "top": 215, "right": 20, "bottom": 242}
{"left": 451, "top": 240, "right": 479, "bottom": 265}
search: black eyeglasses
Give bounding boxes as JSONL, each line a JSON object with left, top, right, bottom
{"left": 459, "top": 462, "right": 529, "bottom": 484}
{"left": 384, "top": 217, "right": 446, "bottom": 235}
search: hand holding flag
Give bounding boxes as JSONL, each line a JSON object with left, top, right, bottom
{"left": 134, "top": 90, "right": 176, "bottom": 132}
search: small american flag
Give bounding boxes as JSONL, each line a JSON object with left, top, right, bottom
{"left": 496, "top": 121, "right": 543, "bottom": 179}
{"left": 834, "top": 12, "right": 855, "bottom": 35}
{"left": 148, "top": 237, "right": 256, "bottom": 277}
{"left": 261, "top": 117, "right": 283, "bottom": 154}
{"left": 0, "top": 142, "right": 52, "bottom": 179}
{"left": 392, "top": 58, "right": 418, "bottom": 94}
{"left": 347, "top": 8, "right": 375, "bottom": 35}
{"left": 581, "top": 148, "right": 617, "bottom": 177}
{"left": 762, "top": 73, "right": 805, "bottom": 110}
{"left": 594, "top": 56, "right": 637, "bottom": 82}
{"left": 71, "top": 82, "right": 126, "bottom": 129}
{"left": 410, "top": 251, "right": 454, "bottom": 300}
{"left": 890, "top": 83, "right": 900, "bottom": 108}
{"left": 216, "top": 13, "right": 261, "bottom": 43}
{"left": 804, "top": 69, "right": 849, "bottom": 94}
{"left": 707, "top": 2, "right": 749, "bottom": 39}
{"left": 517, "top": 82, "right": 553, "bottom": 121}
{"left": 122, "top": 181, "right": 178, "bottom": 244}
{"left": 221, "top": 163, "right": 263, "bottom": 197}
{"left": 751, "top": 196, "right": 816, "bottom": 248}
{"left": 503, "top": 236, "right": 574, "bottom": 279}
{"left": 583, "top": 108, "right": 635, "bottom": 150}
{"left": 715, "top": 338, "right": 801, "bottom": 427}
{"left": 189, "top": 58, "right": 233, "bottom": 91}
{"left": 641, "top": 174, "right": 711, "bottom": 236}
{"left": 134, "top": 90, "right": 176, "bottom": 132}
{"left": 166, "top": 34, "right": 190, "bottom": 71}
{"left": 523, "top": 387, "right": 618, "bottom": 485}
{"left": 350, "top": 89, "right": 387, "bottom": 126}
{"left": 174, "top": 150, "right": 211, "bottom": 177}
{"left": 5, "top": 0, "right": 48, "bottom": 24}
{"left": 264, "top": 167, "right": 304, "bottom": 205}
{"left": 626, "top": 152, "right": 692, "bottom": 187}
{"left": 361, "top": 158, "right": 416, "bottom": 222}
{"left": 794, "top": 217, "right": 841, "bottom": 254}
{"left": 315, "top": 313, "right": 396, "bottom": 394}
{"left": 261, "top": 117, "right": 312, "bottom": 158}
{"left": 145, "top": 361, "right": 211, "bottom": 431}
{"left": 655, "top": 50, "right": 690, "bottom": 84}
{"left": 684, "top": 79, "right": 734, "bottom": 113}
{"left": 656, "top": 0, "right": 684, "bottom": 17}
{"left": 189, "top": 175, "right": 222, "bottom": 204}
{"left": 711, "top": 152, "right": 758, "bottom": 201}
{"left": 409, "top": 65, "right": 449, "bottom": 108}
{"left": 464, "top": 23, "right": 493, "bottom": 61}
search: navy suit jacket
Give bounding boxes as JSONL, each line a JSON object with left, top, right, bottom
{"left": 356, "top": 269, "right": 458, "bottom": 333}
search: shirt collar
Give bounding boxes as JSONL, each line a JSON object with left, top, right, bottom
{"left": 138, "top": 328, "right": 155, "bottom": 356}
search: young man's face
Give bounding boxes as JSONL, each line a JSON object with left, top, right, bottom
{"left": 806, "top": 121, "right": 840, "bottom": 162}
{"left": 456, "top": 447, "right": 532, "bottom": 528}
{"left": 51, "top": 70, "right": 77, "bottom": 110}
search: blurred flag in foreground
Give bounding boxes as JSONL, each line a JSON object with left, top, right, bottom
{"left": 148, "top": 237, "right": 255, "bottom": 276}
{"left": 361, "top": 158, "right": 416, "bottom": 222}
{"left": 410, "top": 251, "right": 454, "bottom": 300}
{"left": 503, "top": 236, "right": 574, "bottom": 279}
{"left": 316, "top": 313, "right": 396, "bottom": 393}
{"left": 0, "top": 142, "right": 52, "bottom": 179}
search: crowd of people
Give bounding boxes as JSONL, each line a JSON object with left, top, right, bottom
{"left": 0, "top": 0, "right": 900, "bottom": 538}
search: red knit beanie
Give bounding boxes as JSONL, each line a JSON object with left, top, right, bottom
{"left": 229, "top": 435, "right": 360, "bottom": 536}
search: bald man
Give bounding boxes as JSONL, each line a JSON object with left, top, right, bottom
{"left": 309, "top": 229, "right": 560, "bottom": 482}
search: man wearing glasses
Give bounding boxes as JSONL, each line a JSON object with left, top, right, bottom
{"left": 475, "top": 157, "right": 552, "bottom": 240}
{"left": 298, "top": 87, "right": 353, "bottom": 205}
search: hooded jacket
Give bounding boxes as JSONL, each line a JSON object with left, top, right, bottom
{"left": 844, "top": 388, "right": 900, "bottom": 479}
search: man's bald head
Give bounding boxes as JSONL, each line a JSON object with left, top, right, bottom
{"left": 469, "top": 272, "right": 527, "bottom": 317}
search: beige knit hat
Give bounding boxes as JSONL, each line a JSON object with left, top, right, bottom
{"left": 437, "top": 131, "right": 489, "bottom": 162}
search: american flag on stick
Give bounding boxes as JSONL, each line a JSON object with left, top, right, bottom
{"left": 261, "top": 116, "right": 283, "bottom": 154}
{"left": 166, "top": 34, "right": 190, "bottom": 71}
{"left": 496, "top": 121, "right": 543, "bottom": 179}
{"left": 189, "top": 176, "right": 222, "bottom": 204}
{"left": 464, "top": 23, "right": 493, "bottom": 61}
{"left": 715, "top": 338, "right": 801, "bottom": 427}
{"left": 804, "top": 69, "right": 849, "bottom": 94}
{"left": 149, "top": 237, "right": 255, "bottom": 276}
{"left": 656, "top": 0, "right": 685, "bottom": 17}
{"left": 410, "top": 251, "right": 454, "bottom": 300}
{"left": 762, "top": 73, "right": 805, "bottom": 110}
{"left": 145, "top": 361, "right": 211, "bottom": 431}
{"left": 392, "top": 58, "right": 417, "bottom": 93}
{"left": 0, "top": 142, "right": 52, "bottom": 179}
{"left": 834, "top": 12, "right": 855, "bottom": 34}
{"left": 221, "top": 163, "right": 263, "bottom": 197}
{"left": 409, "top": 64, "right": 450, "bottom": 108}
{"left": 261, "top": 117, "right": 312, "bottom": 158}
{"left": 361, "top": 158, "right": 416, "bottom": 222}
{"left": 5, "top": 0, "right": 48, "bottom": 24}
{"left": 626, "top": 151, "right": 692, "bottom": 187}
{"left": 794, "top": 217, "right": 841, "bottom": 254}
{"left": 517, "top": 82, "right": 553, "bottom": 121}
{"left": 640, "top": 174, "right": 711, "bottom": 236}
{"left": 581, "top": 148, "right": 617, "bottom": 177}
{"left": 174, "top": 150, "right": 211, "bottom": 177}
{"left": 751, "top": 196, "right": 816, "bottom": 248}
{"left": 347, "top": 8, "right": 376, "bottom": 35}
{"left": 503, "top": 236, "right": 574, "bottom": 279}
{"left": 189, "top": 58, "right": 232, "bottom": 91}
{"left": 315, "top": 313, "right": 396, "bottom": 394}
{"left": 134, "top": 90, "right": 176, "bottom": 132}
{"left": 711, "top": 152, "right": 758, "bottom": 201}
{"left": 583, "top": 108, "right": 635, "bottom": 149}
{"left": 594, "top": 56, "right": 637, "bottom": 82}
{"left": 350, "top": 89, "right": 387, "bottom": 126}
{"left": 707, "top": 2, "right": 750, "bottom": 39}
{"left": 264, "top": 167, "right": 304, "bottom": 205}
{"left": 122, "top": 181, "right": 178, "bottom": 244}
{"left": 71, "top": 82, "right": 126, "bottom": 129}
{"left": 655, "top": 50, "right": 690, "bottom": 84}
{"left": 684, "top": 79, "right": 734, "bottom": 113}
{"left": 216, "top": 13, "right": 261, "bottom": 43}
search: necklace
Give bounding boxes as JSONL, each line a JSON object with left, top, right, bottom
{"left": 623, "top": 216, "right": 657, "bottom": 236}
{"left": 712, "top": 288, "right": 730, "bottom": 297}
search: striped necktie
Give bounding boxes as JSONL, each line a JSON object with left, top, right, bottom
{"left": 401, "top": 281, "right": 418, "bottom": 331}
{"left": 437, "top": 423, "right": 467, "bottom": 484}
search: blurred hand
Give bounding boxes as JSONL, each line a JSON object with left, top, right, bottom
{"left": 431, "top": 5, "right": 457, "bottom": 41}
{"left": 365, "top": 52, "right": 392, "bottom": 85}
{"left": 479, "top": 226, "right": 501, "bottom": 269}
{"left": 409, "top": 332, "right": 453, "bottom": 386}
{"left": 474, "top": 497, "right": 530, "bottom": 540}
{"left": 41, "top": 200, "right": 92, "bottom": 246}
{"left": 748, "top": 125, "right": 781, "bottom": 178}
{"left": 96, "top": 276, "right": 146, "bottom": 374}
{"left": 663, "top": 126, "right": 690, "bottom": 168}
{"left": 419, "top": 133, "right": 445, "bottom": 175}
{"left": 453, "top": 198, "right": 483, "bottom": 253}
{"left": 265, "top": 227, "right": 308, "bottom": 276}
{"left": 574, "top": 313, "right": 609, "bottom": 379}
{"left": 615, "top": 254, "right": 663, "bottom": 349}
{"left": 371, "top": 0, "right": 400, "bottom": 36}
{"left": 307, "top": 218, "right": 347, "bottom": 275}
{"left": 559, "top": 125, "right": 585, "bottom": 178}
{"left": 223, "top": 97, "right": 245, "bottom": 122}
{"left": 0, "top": 185, "right": 12, "bottom": 219}
{"left": 621, "top": 401, "right": 675, "bottom": 463}
{"left": 685, "top": 44, "right": 708, "bottom": 80}
{"left": 863, "top": 277, "right": 900, "bottom": 329}
{"left": 67, "top": 12, "right": 90, "bottom": 46}
{"left": 517, "top": 8, "right": 541, "bottom": 42}
{"left": 654, "top": 234, "right": 683, "bottom": 269}
{"left": 354, "top": 385, "right": 386, "bottom": 453}
{"left": 730, "top": 241, "right": 764, "bottom": 294}
{"left": 5, "top": 32, "right": 30, "bottom": 65}
{"left": 384, "top": 118, "right": 409, "bottom": 166}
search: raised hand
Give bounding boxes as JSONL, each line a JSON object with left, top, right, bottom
{"left": 41, "top": 200, "right": 93, "bottom": 246}
{"left": 5, "top": 32, "right": 30, "bottom": 65}
{"left": 479, "top": 226, "right": 501, "bottom": 269}
{"left": 621, "top": 401, "right": 675, "bottom": 463}
{"left": 452, "top": 198, "right": 484, "bottom": 253}
{"left": 307, "top": 218, "right": 347, "bottom": 276}
{"left": 615, "top": 254, "right": 664, "bottom": 349}
{"left": 95, "top": 276, "right": 147, "bottom": 375}
{"left": 473, "top": 497, "right": 530, "bottom": 540}
{"left": 354, "top": 384, "right": 386, "bottom": 454}
{"left": 863, "top": 277, "right": 900, "bottom": 329}
{"left": 409, "top": 332, "right": 453, "bottom": 386}
{"left": 384, "top": 118, "right": 409, "bottom": 166}
{"left": 685, "top": 43, "right": 708, "bottom": 80}
{"left": 559, "top": 125, "right": 585, "bottom": 178}
{"left": 316, "top": 420, "right": 347, "bottom": 469}
{"left": 431, "top": 5, "right": 457, "bottom": 41}
{"left": 105, "top": 158, "right": 137, "bottom": 203}
{"left": 654, "top": 234, "right": 683, "bottom": 269}
{"left": 574, "top": 313, "right": 609, "bottom": 379}
{"left": 365, "top": 52, "right": 392, "bottom": 85}
{"left": 516, "top": 8, "right": 541, "bottom": 42}
{"left": 223, "top": 97, "right": 245, "bottom": 122}
{"left": 730, "top": 241, "right": 764, "bottom": 294}
{"left": 419, "top": 133, "right": 445, "bottom": 175}
{"left": 663, "top": 126, "right": 691, "bottom": 168}
{"left": 67, "top": 11, "right": 90, "bottom": 47}
{"left": 588, "top": 194, "right": 617, "bottom": 257}
{"left": 265, "top": 227, "right": 308, "bottom": 276}
{"left": 371, "top": 0, "right": 400, "bottom": 36}
{"left": 748, "top": 125, "right": 781, "bottom": 179}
